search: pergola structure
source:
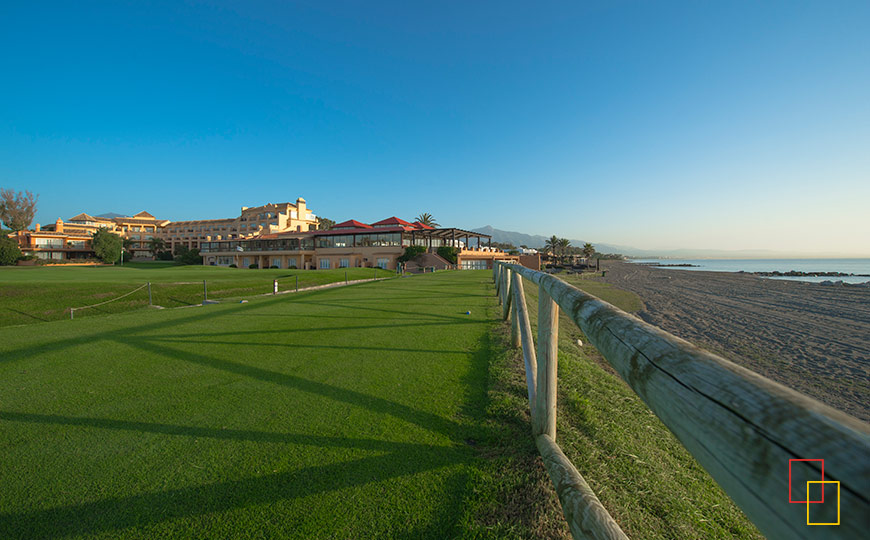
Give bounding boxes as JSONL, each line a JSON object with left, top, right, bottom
{"left": 411, "top": 227, "right": 492, "bottom": 249}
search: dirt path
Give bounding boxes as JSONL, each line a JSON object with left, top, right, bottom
{"left": 599, "top": 261, "right": 870, "bottom": 422}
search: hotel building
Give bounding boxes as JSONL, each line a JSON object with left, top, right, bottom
{"left": 159, "top": 198, "right": 318, "bottom": 253}
{"left": 9, "top": 195, "right": 521, "bottom": 269}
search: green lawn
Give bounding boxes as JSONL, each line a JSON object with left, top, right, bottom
{"left": 0, "top": 269, "right": 760, "bottom": 539}
{"left": 0, "top": 271, "right": 509, "bottom": 539}
{"left": 501, "top": 277, "right": 761, "bottom": 539}
{"left": 559, "top": 272, "right": 644, "bottom": 313}
{"left": 0, "top": 263, "right": 394, "bottom": 327}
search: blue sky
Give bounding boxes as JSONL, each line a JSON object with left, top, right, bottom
{"left": 2, "top": 1, "right": 868, "bottom": 255}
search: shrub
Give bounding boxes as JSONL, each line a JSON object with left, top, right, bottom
{"left": 289, "top": 265, "right": 297, "bottom": 269}
{"left": 270, "top": 265, "right": 279, "bottom": 269}
{"left": 229, "top": 264, "right": 237, "bottom": 268}
{"left": 174, "top": 245, "right": 203, "bottom": 265}
{"left": 0, "top": 237, "right": 23, "bottom": 265}
{"left": 398, "top": 245, "right": 427, "bottom": 262}
{"left": 156, "top": 250, "right": 174, "bottom": 261}
{"left": 437, "top": 246, "right": 458, "bottom": 264}
{"left": 249, "top": 263, "right": 258, "bottom": 269}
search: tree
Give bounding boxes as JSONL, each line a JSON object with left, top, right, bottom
{"left": 583, "top": 242, "right": 596, "bottom": 259}
{"left": 545, "top": 235, "right": 560, "bottom": 259}
{"left": 491, "top": 241, "right": 516, "bottom": 251}
{"left": 437, "top": 246, "right": 458, "bottom": 263}
{"left": 92, "top": 229, "right": 123, "bottom": 263}
{"left": 317, "top": 217, "right": 335, "bottom": 230}
{"left": 415, "top": 213, "right": 440, "bottom": 227}
{"left": 0, "top": 236, "right": 22, "bottom": 265}
{"left": 149, "top": 237, "right": 166, "bottom": 254}
{"left": 398, "top": 245, "right": 427, "bottom": 262}
{"left": 174, "top": 245, "right": 203, "bottom": 265}
{"left": 0, "top": 189, "right": 39, "bottom": 231}
{"left": 559, "top": 238, "right": 571, "bottom": 264}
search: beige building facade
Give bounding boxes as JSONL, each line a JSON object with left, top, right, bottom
{"left": 159, "top": 198, "right": 318, "bottom": 253}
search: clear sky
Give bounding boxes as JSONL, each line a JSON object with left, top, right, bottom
{"left": 2, "top": 1, "right": 868, "bottom": 255}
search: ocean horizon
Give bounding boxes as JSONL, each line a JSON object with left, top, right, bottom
{"left": 628, "top": 258, "right": 870, "bottom": 283}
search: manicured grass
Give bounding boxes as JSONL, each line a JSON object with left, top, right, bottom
{"left": 559, "top": 272, "right": 644, "bottom": 313}
{"left": 507, "top": 278, "right": 762, "bottom": 539}
{"left": 0, "top": 268, "right": 760, "bottom": 538}
{"left": 0, "top": 263, "right": 394, "bottom": 327}
{"left": 0, "top": 271, "right": 511, "bottom": 539}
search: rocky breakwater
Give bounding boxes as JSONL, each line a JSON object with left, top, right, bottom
{"left": 743, "top": 270, "right": 870, "bottom": 287}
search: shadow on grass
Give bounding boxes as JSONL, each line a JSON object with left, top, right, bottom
{"left": 5, "top": 308, "right": 48, "bottom": 323}
{"left": 0, "top": 445, "right": 469, "bottom": 539}
{"left": 125, "top": 338, "right": 464, "bottom": 439}
{"left": 145, "top": 337, "right": 470, "bottom": 356}
{"left": 0, "top": 411, "right": 443, "bottom": 453}
{"left": 0, "top": 277, "right": 500, "bottom": 538}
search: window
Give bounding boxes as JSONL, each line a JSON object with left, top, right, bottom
{"left": 377, "top": 258, "right": 389, "bottom": 269}
{"left": 319, "top": 259, "right": 330, "bottom": 269}
{"left": 461, "top": 259, "right": 488, "bottom": 270}
{"left": 272, "top": 258, "right": 281, "bottom": 268}
{"left": 242, "top": 257, "right": 250, "bottom": 267}
{"left": 339, "top": 258, "right": 349, "bottom": 268}
{"left": 35, "top": 238, "right": 63, "bottom": 248}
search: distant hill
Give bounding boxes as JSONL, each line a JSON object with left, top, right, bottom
{"left": 471, "top": 226, "right": 628, "bottom": 255}
{"left": 95, "top": 212, "right": 127, "bottom": 219}
{"left": 470, "top": 226, "right": 816, "bottom": 258}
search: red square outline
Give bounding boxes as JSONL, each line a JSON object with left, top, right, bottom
{"left": 789, "top": 459, "right": 824, "bottom": 504}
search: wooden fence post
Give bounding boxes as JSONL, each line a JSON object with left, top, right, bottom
{"left": 512, "top": 273, "right": 537, "bottom": 418}
{"left": 536, "top": 434, "right": 629, "bottom": 539}
{"left": 501, "top": 267, "right": 513, "bottom": 320}
{"left": 534, "top": 289, "right": 559, "bottom": 439}
{"left": 510, "top": 292, "right": 520, "bottom": 348}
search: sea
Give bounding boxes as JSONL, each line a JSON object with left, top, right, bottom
{"left": 628, "top": 258, "right": 870, "bottom": 284}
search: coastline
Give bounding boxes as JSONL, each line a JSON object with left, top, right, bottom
{"left": 598, "top": 261, "right": 870, "bottom": 422}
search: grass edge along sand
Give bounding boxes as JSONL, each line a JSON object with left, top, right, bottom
{"left": 487, "top": 273, "right": 763, "bottom": 539}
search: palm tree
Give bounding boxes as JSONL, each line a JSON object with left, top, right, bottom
{"left": 317, "top": 217, "right": 335, "bottom": 230}
{"left": 559, "top": 238, "right": 571, "bottom": 264}
{"left": 583, "top": 242, "right": 595, "bottom": 260}
{"left": 545, "top": 235, "right": 560, "bottom": 260}
{"left": 415, "top": 213, "right": 440, "bottom": 227}
{"left": 149, "top": 237, "right": 166, "bottom": 255}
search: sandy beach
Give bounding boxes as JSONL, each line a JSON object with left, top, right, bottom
{"left": 599, "top": 261, "right": 870, "bottom": 422}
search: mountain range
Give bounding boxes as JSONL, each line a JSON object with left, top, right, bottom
{"left": 470, "top": 226, "right": 826, "bottom": 259}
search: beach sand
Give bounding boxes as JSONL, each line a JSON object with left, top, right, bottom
{"left": 598, "top": 261, "right": 870, "bottom": 422}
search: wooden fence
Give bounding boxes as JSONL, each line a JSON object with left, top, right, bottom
{"left": 493, "top": 261, "right": 869, "bottom": 539}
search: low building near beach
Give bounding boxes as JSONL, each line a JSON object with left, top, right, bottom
{"left": 199, "top": 216, "right": 521, "bottom": 270}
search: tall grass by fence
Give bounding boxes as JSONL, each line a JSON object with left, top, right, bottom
{"left": 493, "top": 261, "right": 869, "bottom": 539}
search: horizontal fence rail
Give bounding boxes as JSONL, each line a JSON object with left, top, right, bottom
{"left": 493, "top": 261, "right": 869, "bottom": 540}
